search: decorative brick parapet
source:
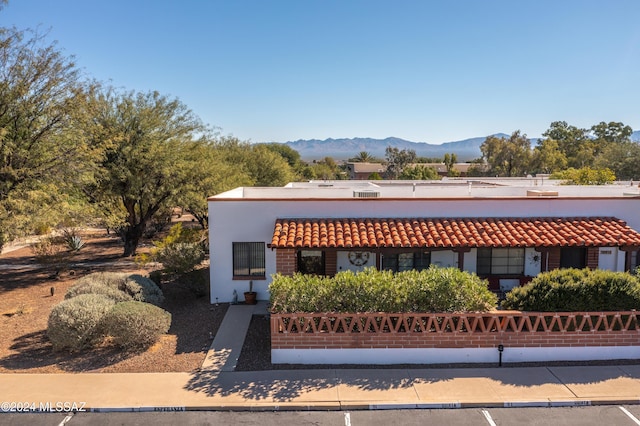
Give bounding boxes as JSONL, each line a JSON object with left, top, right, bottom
{"left": 271, "top": 311, "right": 640, "bottom": 350}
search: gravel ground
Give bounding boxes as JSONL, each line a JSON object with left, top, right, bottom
{"left": 0, "top": 231, "right": 228, "bottom": 374}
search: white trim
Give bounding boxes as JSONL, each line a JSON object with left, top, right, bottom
{"left": 272, "top": 346, "right": 640, "bottom": 365}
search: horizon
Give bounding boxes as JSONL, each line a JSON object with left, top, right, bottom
{"left": 4, "top": 1, "right": 640, "bottom": 144}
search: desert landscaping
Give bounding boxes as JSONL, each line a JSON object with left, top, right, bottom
{"left": 0, "top": 229, "right": 228, "bottom": 374}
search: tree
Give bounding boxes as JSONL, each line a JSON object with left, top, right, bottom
{"left": 384, "top": 147, "right": 417, "bottom": 179}
{"left": 542, "top": 121, "right": 591, "bottom": 168}
{"left": 215, "top": 137, "right": 297, "bottom": 186}
{"left": 87, "top": 90, "right": 207, "bottom": 256}
{"left": 550, "top": 167, "right": 616, "bottom": 185}
{"left": 0, "top": 27, "right": 96, "bottom": 247}
{"left": 348, "top": 151, "right": 379, "bottom": 163}
{"left": 480, "top": 131, "right": 531, "bottom": 177}
{"left": 308, "top": 157, "right": 346, "bottom": 180}
{"left": 398, "top": 165, "right": 439, "bottom": 180}
{"left": 590, "top": 121, "right": 632, "bottom": 145}
{"left": 594, "top": 141, "right": 640, "bottom": 181}
{"left": 443, "top": 153, "right": 459, "bottom": 177}
{"left": 179, "top": 140, "right": 252, "bottom": 228}
{"left": 529, "top": 138, "right": 567, "bottom": 174}
{"left": 261, "top": 143, "right": 301, "bottom": 168}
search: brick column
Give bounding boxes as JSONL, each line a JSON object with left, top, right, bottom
{"left": 276, "top": 248, "right": 297, "bottom": 276}
{"left": 586, "top": 247, "right": 599, "bottom": 269}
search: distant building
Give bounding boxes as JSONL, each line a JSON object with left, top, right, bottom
{"left": 345, "top": 162, "right": 386, "bottom": 180}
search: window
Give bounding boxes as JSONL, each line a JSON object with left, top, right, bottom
{"left": 297, "top": 250, "right": 325, "bottom": 275}
{"left": 560, "top": 247, "right": 586, "bottom": 269}
{"left": 233, "top": 242, "right": 265, "bottom": 278}
{"left": 382, "top": 251, "right": 431, "bottom": 272}
{"left": 477, "top": 248, "right": 524, "bottom": 275}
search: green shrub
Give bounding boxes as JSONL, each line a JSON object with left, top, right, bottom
{"left": 65, "top": 272, "right": 164, "bottom": 306}
{"left": 101, "top": 301, "right": 171, "bottom": 351}
{"left": 47, "top": 294, "right": 115, "bottom": 351}
{"left": 270, "top": 267, "right": 496, "bottom": 313}
{"left": 153, "top": 242, "right": 205, "bottom": 275}
{"left": 137, "top": 223, "right": 206, "bottom": 274}
{"left": 502, "top": 268, "right": 640, "bottom": 311}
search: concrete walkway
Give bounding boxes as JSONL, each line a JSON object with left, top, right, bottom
{"left": 2, "top": 301, "right": 640, "bottom": 412}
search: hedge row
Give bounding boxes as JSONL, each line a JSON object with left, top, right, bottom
{"left": 269, "top": 267, "right": 497, "bottom": 313}
{"left": 502, "top": 268, "right": 640, "bottom": 311}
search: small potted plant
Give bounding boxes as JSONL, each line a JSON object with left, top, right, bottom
{"left": 244, "top": 280, "right": 257, "bottom": 305}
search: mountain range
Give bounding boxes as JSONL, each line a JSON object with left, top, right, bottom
{"left": 285, "top": 131, "right": 640, "bottom": 161}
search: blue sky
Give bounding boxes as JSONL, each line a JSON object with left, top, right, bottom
{"left": 3, "top": 1, "right": 640, "bottom": 144}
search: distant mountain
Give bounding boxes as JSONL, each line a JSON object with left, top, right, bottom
{"left": 280, "top": 131, "right": 637, "bottom": 161}
{"left": 284, "top": 134, "right": 511, "bottom": 161}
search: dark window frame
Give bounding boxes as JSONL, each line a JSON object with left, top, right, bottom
{"left": 560, "top": 247, "right": 587, "bottom": 269}
{"left": 382, "top": 251, "right": 431, "bottom": 272}
{"left": 297, "top": 250, "right": 326, "bottom": 275}
{"left": 232, "top": 242, "right": 266, "bottom": 279}
{"left": 477, "top": 247, "right": 525, "bottom": 276}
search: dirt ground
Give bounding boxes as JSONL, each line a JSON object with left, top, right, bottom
{"left": 0, "top": 229, "right": 227, "bottom": 374}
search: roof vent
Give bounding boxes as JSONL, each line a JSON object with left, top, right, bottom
{"left": 353, "top": 190, "right": 380, "bottom": 198}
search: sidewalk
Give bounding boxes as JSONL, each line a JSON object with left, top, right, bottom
{"left": 1, "top": 301, "right": 640, "bottom": 412}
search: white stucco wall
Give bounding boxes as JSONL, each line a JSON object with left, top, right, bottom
{"left": 209, "top": 196, "right": 640, "bottom": 303}
{"left": 272, "top": 346, "right": 640, "bottom": 365}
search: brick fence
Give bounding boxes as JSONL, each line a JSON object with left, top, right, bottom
{"left": 271, "top": 311, "right": 640, "bottom": 350}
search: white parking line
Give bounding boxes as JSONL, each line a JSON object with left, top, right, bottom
{"left": 620, "top": 406, "right": 640, "bottom": 425}
{"left": 344, "top": 412, "right": 351, "bottom": 426}
{"left": 58, "top": 412, "right": 75, "bottom": 426}
{"left": 482, "top": 409, "right": 497, "bottom": 426}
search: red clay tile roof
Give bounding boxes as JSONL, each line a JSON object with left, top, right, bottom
{"left": 270, "top": 217, "right": 640, "bottom": 249}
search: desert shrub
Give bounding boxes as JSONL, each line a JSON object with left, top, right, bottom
{"left": 101, "top": 301, "right": 171, "bottom": 351}
{"left": 125, "top": 274, "right": 165, "bottom": 305}
{"left": 179, "top": 268, "right": 209, "bottom": 298}
{"left": 137, "top": 223, "right": 206, "bottom": 274}
{"left": 270, "top": 267, "right": 496, "bottom": 313}
{"left": 47, "top": 294, "right": 115, "bottom": 351}
{"left": 30, "top": 235, "right": 70, "bottom": 265}
{"left": 153, "top": 242, "right": 205, "bottom": 274}
{"left": 502, "top": 268, "right": 640, "bottom": 311}
{"left": 65, "top": 272, "right": 164, "bottom": 306}
{"left": 65, "top": 280, "right": 134, "bottom": 303}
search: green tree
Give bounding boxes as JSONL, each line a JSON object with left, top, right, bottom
{"left": 179, "top": 141, "right": 252, "bottom": 228}
{"left": 309, "top": 157, "right": 345, "bottom": 180}
{"left": 384, "top": 147, "right": 417, "bottom": 179}
{"left": 87, "top": 90, "right": 207, "bottom": 256}
{"left": 399, "top": 165, "right": 439, "bottom": 180}
{"left": 216, "top": 137, "right": 297, "bottom": 186}
{"left": 0, "top": 27, "right": 96, "bottom": 248}
{"left": 480, "top": 131, "right": 531, "bottom": 177}
{"left": 542, "top": 121, "right": 591, "bottom": 168}
{"left": 443, "top": 153, "right": 459, "bottom": 177}
{"left": 594, "top": 141, "right": 640, "bottom": 181}
{"left": 348, "top": 151, "right": 379, "bottom": 162}
{"left": 261, "top": 143, "right": 301, "bottom": 168}
{"left": 590, "top": 121, "right": 632, "bottom": 144}
{"left": 529, "top": 138, "right": 567, "bottom": 174}
{"left": 551, "top": 167, "right": 616, "bottom": 185}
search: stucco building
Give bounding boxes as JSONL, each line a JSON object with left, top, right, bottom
{"left": 208, "top": 179, "right": 640, "bottom": 304}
